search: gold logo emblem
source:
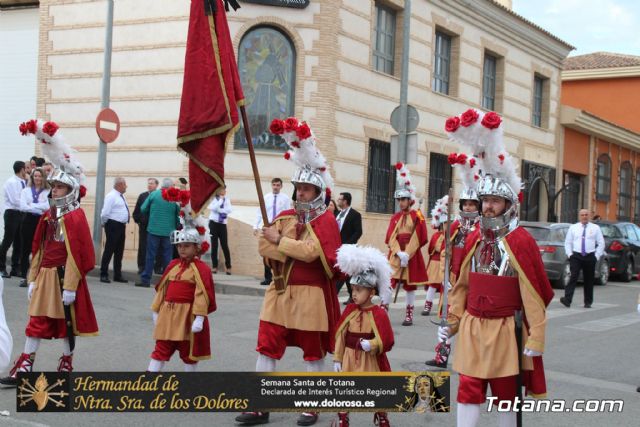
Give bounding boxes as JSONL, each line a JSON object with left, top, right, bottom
{"left": 18, "top": 373, "right": 67, "bottom": 411}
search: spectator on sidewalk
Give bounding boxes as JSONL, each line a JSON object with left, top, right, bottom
{"left": 561, "top": 209, "right": 605, "bottom": 309}
{"left": 335, "top": 192, "right": 363, "bottom": 304}
{"left": 0, "top": 161, "right": 27, "bottom": 279}
{"left": 135, "top": 178, "right": 180, "bottom": 288}
{"left": 328, "top": 199, "right": 339, "bottom": 215}
{"left": 253, "top": 177, "right": 291, "bottom": 286}
{"left": 132, "top": 178, "right": 163, "bottom": 274}
{"left": 208, "top": 187, "right": 233, "bottom": 275}
{"left": 100, "top": 177, "right": 130, "bottom": 284}
{"left": 18, "top": 168, "right": 49, "bottom": 287}
{"left": 42, "top": 162, "right": 54, "bottom": 178}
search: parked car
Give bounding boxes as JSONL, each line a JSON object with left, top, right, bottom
{"left": 593, "top": 221, "right": 640, "bottom": 282}
{"left": 520, "top": 221, "right": 609, "bottom": 289}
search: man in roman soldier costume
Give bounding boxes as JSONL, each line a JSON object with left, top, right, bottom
{"left": 385, "top": 163, "right": 428, "bottom": 326}
{"left": 236, "top": 117, "right": 341, "bottom": 427}
{"left": 333, "top": 244, "right": 394, "bottom": 427}
{"left": 1, "top": 119, "right": 98, "bottom": 387}
{"left": 422, "top": 195, "right": 448, "bottom": 317}
{"left": 425, "top": 152, "right": 480, "bottom": 368}
{"left": 438, "top": 109, "right": 554, "bottom": 427}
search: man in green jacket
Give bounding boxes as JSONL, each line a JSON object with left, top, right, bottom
{"left": 135, "top": 178, "right": 180, "bottom": 288}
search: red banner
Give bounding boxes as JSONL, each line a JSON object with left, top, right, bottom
{"left": 177, "top": 0, "right": 244, "bottom": 213}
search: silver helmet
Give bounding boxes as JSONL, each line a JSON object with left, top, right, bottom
{"left": 170, "top": 228, "right": 201, "bottom": 245}
{"left": 291, "top": 165, "right": 326, "bottom": 193}
{"left": 477, "top": 175, "right": 519, "bottom": 234}
{"left": 48, "top": 168, "right": 80, "bottom": 212}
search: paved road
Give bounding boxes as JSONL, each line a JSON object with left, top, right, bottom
{"left": 0, "top": 274, "right": 639, "bottom": 426}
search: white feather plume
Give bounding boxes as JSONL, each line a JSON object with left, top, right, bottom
{"left": 430, "top": 195, "right": 449, "bottom": 228}
{"left": 395, "top": 162, "right": 416, "bottom": 199}
{"left": 335, "top": 244, "right": 392, "bottom": 304}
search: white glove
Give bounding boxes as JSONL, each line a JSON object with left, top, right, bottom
{"left": 28, "top": 282, "right": 35, "bottom": 301}
{"left": 523, "top": 348, "right": 543, "bottom": 357}
{"left": 333, "top": 362, "right": 342, "bottom": 372}
{"left": 191, "top": 315, "right": 205, "bottom": 333}
{"left": 152, "top": 311, "right": 158, "bottom": 326}
{"left": 360, "top": 339, "right": 372, "bottom": 352}
{"left": 637, "top": 303, "right": 640, "bottom": 313}
{"left": 437, "top": 326, "right": 450, "bottom": 342}
{"left": 62, "top": 290, "right": 76, "bottom": 306}
{"left": 397, "top": 251, "right": 409, "bottom": 267}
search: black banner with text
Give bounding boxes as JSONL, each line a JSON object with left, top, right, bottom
{"left": 17, "top": 372, "right": 450, "bottom": 413}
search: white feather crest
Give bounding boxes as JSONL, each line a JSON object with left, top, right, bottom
{"left": 395, "top": 162, "right": 416, "bottom": 199}
{"left": 277, "top": 119, "right": 334, "bottom": 190}
{"left": 445, "top": 109, "right": 521, "bottom": 194}
{"left": 19, "top": 119, "right": 85, "bottom": 184}
{"left": 430, "top": 195, "right": 449, "bottom": 228}
{"left": 335, "top": 244, "right": 392, "bottom": 303}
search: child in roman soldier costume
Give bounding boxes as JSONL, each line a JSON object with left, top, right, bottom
{"left": 1, "top": 120, "right": 98, "bottom": 387}
{"left": 425, "top": 152, "right": 481, "bottom": 368}
{"left": 422, "top": 196, "right": 448, "bottom": 316}
{"left": 236, "top": 117, "right": 341, "bottom": 427}
{"left": 385, "top": 163, "right": 428, "bottom": 326}
{"left": 438, "top": 109, "right": 554, "bottom": 427}
{"left": 147, "top": 191, "right": 216, "bottom": 372}
{"left": 333, "top": 244, "right": 394, "bottom": 427}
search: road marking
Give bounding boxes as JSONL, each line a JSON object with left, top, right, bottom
{"left": 546, "top": 369, "right": 638, "bottom": 394}
{"left": 565, "top": 312, "right": 640, "bottom": 332}
{"left": 547, "top": 302, "right": 617, "bottom": 319}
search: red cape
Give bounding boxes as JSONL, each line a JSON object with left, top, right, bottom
{"left": 505, "top": 226, "right": 555, "bottom": 397}
{"left": 275, "top": 209, "right": 342, "bottom": 353}
{"left": 32, "top": 208, "right": 98, "bottom": 336}
{"left": 385, "top": 210, "right": 428, "bottom": 284}
{"left": 337, "top": 304, "right": 394, "bottom": 372}
{"left": 156, "top": 258, "right": 216, "bottom": 359}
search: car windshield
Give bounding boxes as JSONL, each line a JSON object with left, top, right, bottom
{"left": 597, "top": 224, "right": 620, "bottom": 238}
{"left": 523, "top": 226, "right": 551, "bottom": 241}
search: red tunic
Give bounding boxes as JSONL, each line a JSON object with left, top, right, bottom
{"left": 28, "top": 208, "right": 98, "bottom": 336}
{"left": 385, "top": 210, "right": 428, "bottom": 289}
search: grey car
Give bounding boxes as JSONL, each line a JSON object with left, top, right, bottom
{"left": 520, "top": 221, "right": 609, "bottom": 289}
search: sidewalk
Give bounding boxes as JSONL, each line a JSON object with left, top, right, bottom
{"left": 88, "top": 258, "right": 268, "bottom": 297}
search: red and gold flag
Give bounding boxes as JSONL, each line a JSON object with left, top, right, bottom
{"left": 177, "top": 0, "right": 244, "bottom": 213}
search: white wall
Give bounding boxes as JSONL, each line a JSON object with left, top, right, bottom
{"left": 0, "top": 7, "right": 39, "bottom": 224}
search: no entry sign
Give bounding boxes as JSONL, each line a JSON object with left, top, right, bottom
{"left": 95, "top": 108, "right": 120, "bottom": 143}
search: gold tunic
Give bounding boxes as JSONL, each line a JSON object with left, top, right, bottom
{"left": 334, "top": 308, "right": 382, "bottom": 372}
{"left": 448, "top": 241, "right": 547, "bottom": 379}
{"left": 388, "top": 214, "right": 425, "bottom": 283}
{"left": 258, "top": 216, "right": 329, "bottom": 332}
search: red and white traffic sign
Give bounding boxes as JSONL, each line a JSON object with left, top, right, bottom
{"left": 95, "top": 108, "right": 120, "bottom": 143}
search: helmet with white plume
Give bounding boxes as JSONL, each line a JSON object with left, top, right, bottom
{"left": 393, "top": 162, "right": 416, "bottom": 200}
{"left": 336, "top": 244, "right": 392, "bottom": 306}
{"left": 162, "top": 188, "right": 210, "bottom": 255}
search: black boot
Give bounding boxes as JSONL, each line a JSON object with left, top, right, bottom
{"left": 297, "top": 412, "right": 319, "bottom": 426}
{"left": 235, "top": 411, "right": 270, "bottom": 425}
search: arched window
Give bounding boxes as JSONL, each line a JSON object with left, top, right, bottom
{"left": 596, "top": 154, "right": 611, "bottom": 201}
{"left": 234, "top": 26, "right": 296, "bottom": 151}
{"left": 618, "top": 161, "right": 632, "bottom": 220}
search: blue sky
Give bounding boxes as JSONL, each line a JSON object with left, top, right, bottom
{"left": 512, "top": 0, "right": 640, "bottom": 57}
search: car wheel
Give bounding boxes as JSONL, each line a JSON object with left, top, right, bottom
{"left": 595, "top": 259, "right": 609, "bottom": 286}
{"left": 621, "top": 258, "right": 633, "bottom": 282}
{"left": 555, "top": 262, "right": 571, "bottom": 289}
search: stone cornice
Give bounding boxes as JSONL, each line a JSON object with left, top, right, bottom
{"left": 562, "top": 66, "right": 640, "bottom": 81}
{"left": 560, "top": 105, "right": 640, "bottom": 150}
{"left": 435, "top": 0, "right": 573, "bottom": 66}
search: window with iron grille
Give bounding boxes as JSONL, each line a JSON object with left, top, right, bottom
{"left": 635, "top": 169, "right": 640, "bottom": 224}
{"left": 428, "top": 153, "right": 452, "bottom": 213}
{"left": 596, "top": 154, "right": 611, "bottom": 201}
{"left": 618, "top": 161, "right": 632, "bottom": 221}
{"left": 372, "top": 3, "right": 396, "bottom": 75}
{"left": 366, "top": 139, "right": 395, "bottom": 214}
{"left": 482, "top": 53, "right": 496, "bottom": 110}
{"left": 432, "top": 31, "right": 451, "bottom": 95}
{"left": 532, "top": 75, "right": 544, "bottom": 127}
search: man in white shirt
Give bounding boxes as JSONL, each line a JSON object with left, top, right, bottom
{"left": 561, "top": 209, "right": 605, "bottom": 308}
{"left": 0, "top": 161, "right": 27, "bottom": 278}
{"left": 208, "top": 187, "right": 233, "bottom": 274}
{"left": 254, "top": 178, "right": 291, "bottom": 286}
{"left": 100, "top": 177, "right": 130, "bottom": 284}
